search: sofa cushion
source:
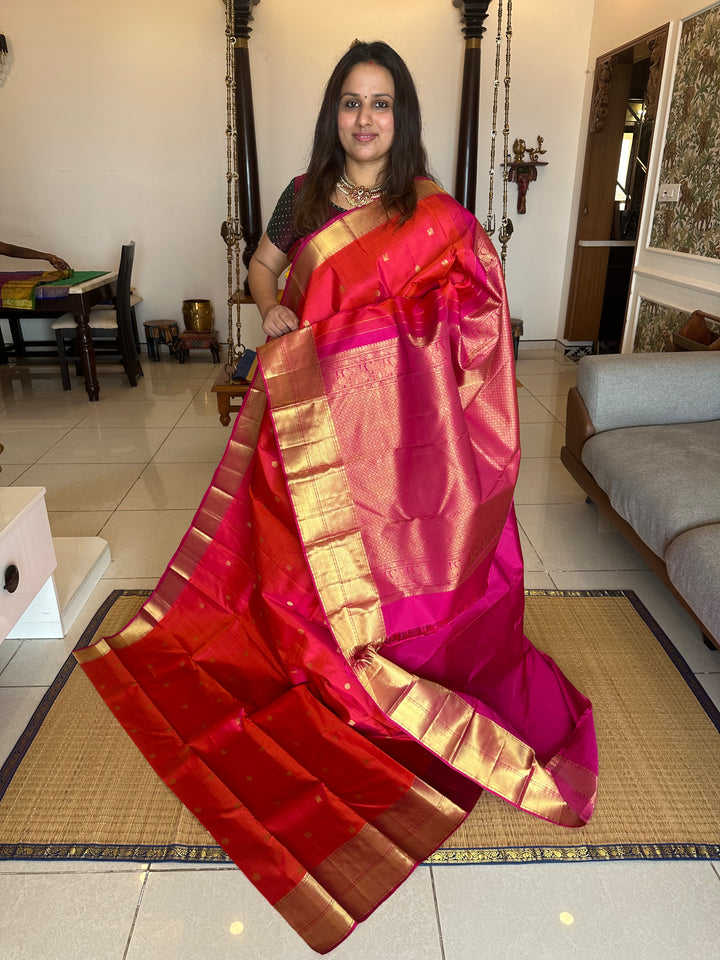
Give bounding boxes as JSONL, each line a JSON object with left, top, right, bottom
{"left": 581, "top": 420, "right": 720, "bottom": 557}
{"left": 577, "top": 353, "right": 720, "bottom": 433}
{"left": 666, "top": 524, "right": 720, "bottom": 642}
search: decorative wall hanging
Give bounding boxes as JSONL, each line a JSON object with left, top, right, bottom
{"left": 649, "top": 3, "right": 720, "bottom": 260}
{"left": 507, "top": 135, "right": 548, "bottom": 214}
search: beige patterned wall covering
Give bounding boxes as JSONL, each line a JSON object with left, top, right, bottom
{"left": 649, "top": 3, "right": 720, "bottom": 259}
{"left": 634, "top": 299, "right": 720, "bottom": 351}
{"left": 634, "top": 300, "right": 691, "bottom": 351}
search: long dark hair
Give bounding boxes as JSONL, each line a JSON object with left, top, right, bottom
{"left": 293, "top": 40, "right": 431, "bottom": 235}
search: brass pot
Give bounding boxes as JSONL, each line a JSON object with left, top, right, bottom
{"left": 182, "top": 299, "right": 214, "bottom": 332}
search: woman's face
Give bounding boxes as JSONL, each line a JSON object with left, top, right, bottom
{"left": 337, "top": 62, "right": 395, "bottom": 179}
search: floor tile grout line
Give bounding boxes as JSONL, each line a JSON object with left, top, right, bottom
{"left": 122, "top": 866, "right": 151, "bottom": 960}
{"left": 0, "top": 640, "right": 25, "bottom": 679}
{"left": 429, "top": 866, "right": 447, "bottom": 960}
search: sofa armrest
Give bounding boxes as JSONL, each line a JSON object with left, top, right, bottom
{"left": 577, "top": 352, "right": 720, "bottom": 433}
{"left": 565, "top": 386, "right": 596, "bottom": 460}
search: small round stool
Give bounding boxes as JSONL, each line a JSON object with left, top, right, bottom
{"left": 178, "top": 328, "right": 221, "bottom": 364}
{"left": 143, "top": 320, "right": 181, "bottom": 361}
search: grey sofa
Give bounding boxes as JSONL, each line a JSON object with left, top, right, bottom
{"left": 561, "top": 352, "right": 720, "bottom": 649}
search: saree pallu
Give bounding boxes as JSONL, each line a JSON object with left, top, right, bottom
{"left": 76, "top": 180, "right": 597, "bottom": 954}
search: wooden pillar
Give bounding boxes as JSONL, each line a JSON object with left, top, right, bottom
{"left": 231, "top": 1, "right": 262, "bottom": 277}
{"left": 453, "top": 1, "right": 492, "bottom": 211}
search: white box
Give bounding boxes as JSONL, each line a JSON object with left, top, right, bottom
{"left": 0, "top": 487, "right": 61, "bottom": 641}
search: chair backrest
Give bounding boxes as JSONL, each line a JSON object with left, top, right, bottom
{"left": 115, "top": 241, "right": 136, "bottom": 358}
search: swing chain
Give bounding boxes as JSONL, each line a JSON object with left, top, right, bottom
{"left": 224, "top": 2, "right": 247, "bottom": 378}
{"left": 484, "top": 0, "right": 513, "bottom": 272}
{"left": 499, "top": 0, "right": 514, "bottom": 272}
{"left": 484, "top": 0, "right": 504, "bottom": 238}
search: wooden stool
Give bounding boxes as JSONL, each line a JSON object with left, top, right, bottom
{"left": 212, "top": 368, "right": 250, "bottom": 425}
{"left": 143, "top": 320, "right": 181, "bottom": 360}
{"left": 178, "top": 328, "right": 221, "bottom": 364}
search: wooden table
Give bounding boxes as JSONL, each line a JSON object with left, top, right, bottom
{"left": 0, "top": 271, "right": 117, "bottom": 401}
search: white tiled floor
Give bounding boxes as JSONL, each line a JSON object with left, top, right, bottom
{"left": 1, "top": 345, "right": 719, "bottom": 959}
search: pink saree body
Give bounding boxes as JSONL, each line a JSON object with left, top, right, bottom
{"left": 76, "top": 180, "right": 597, "bottom": 953}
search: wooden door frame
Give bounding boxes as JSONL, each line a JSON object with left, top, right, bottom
{"left": 564, "top": 25, "right": 669, "bottom": 344}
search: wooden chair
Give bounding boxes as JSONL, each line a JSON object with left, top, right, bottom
{"left": 91, "top": 289, "right": 143, "bottom": 353}
{"left": 51, "top": 242, "right": 143, "bottom": 390}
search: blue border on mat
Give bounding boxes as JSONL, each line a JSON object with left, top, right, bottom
{"left": 0, "top": 591, "right": 151, "bottom": 804}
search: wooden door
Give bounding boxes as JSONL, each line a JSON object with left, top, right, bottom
{"left": 564, "top": 28, "right": 669, "bottom": 344}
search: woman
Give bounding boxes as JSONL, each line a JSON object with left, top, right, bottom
{"left": 77, "top": 42, "right": 597, "bottom": 954}
{"left": 248, "top": 41, "right": 428, "bottom": 339}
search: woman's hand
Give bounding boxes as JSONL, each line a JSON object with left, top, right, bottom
{"left": 262, "top": 304, "right": 301, "bottom": 339}
{"left": 47, "top": 255, "right": 70, "bottom": 271}
{"left": 249, "top": 234, "right": 299, "bottom": 339}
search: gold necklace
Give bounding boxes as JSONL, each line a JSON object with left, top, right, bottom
{"left": 336, "top": 169, "right": 383, "bottom": 207}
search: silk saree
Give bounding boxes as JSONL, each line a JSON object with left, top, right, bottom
{"left": 0, "top": 268, "right": 72, "bottom": 310}
{"left": 75, "top": 179, "right": 597, "bottom": 953}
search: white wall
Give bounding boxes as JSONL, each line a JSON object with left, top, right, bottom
{"left": 250, "top": 0, "right": 596, "bottom": 343}
{"left": 477, "top": 1, "right": 595, "bottom": 341}
{"left": 1, "top": 0, "right": 595, "bottom": 347}
{"left": 0, "top": 1, "right": 230, "bottom": 339}
{"left": 588, "top": 0, "right": 708, "bottom": 58}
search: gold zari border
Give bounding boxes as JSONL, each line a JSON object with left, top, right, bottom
{"left": 274, "top": 872, "right": 354, "bottom": 954}
{"left": 372, "top": 776, "right": 466, "bottom": 861}
{"left": 361, "top": 655, "right": 594, "bottom": 826}
{"left": 274, "top": 774, "right": 466, "bottom": 951}
{"left": 311, "top": 822, "right": 415, "bottom": 919}
{"left": 260, "top": 327, "right": 385, "bottom": 654}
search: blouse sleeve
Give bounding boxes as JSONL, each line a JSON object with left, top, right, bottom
{"left": 266, "top": 180, "right": 301, "bottom": 255}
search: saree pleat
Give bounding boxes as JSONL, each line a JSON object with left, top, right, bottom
{"left": 76, "top": 180, "right": 597, "bottom": 953}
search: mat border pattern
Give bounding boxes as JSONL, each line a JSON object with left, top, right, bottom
{"left": 1, "top": 589, "right": 718, "bottom": 866}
